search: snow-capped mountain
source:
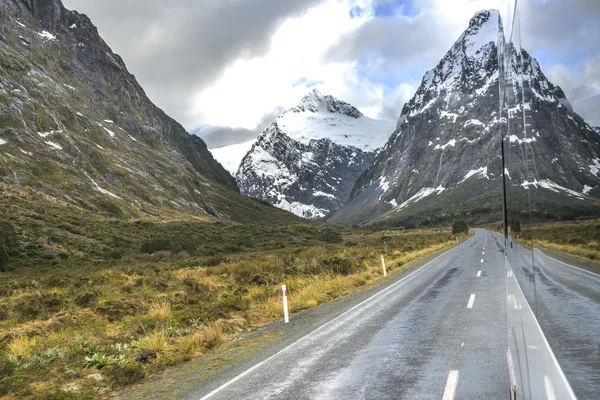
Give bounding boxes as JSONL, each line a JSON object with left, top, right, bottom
{"left": 236, "top": 90, "right": 394, "bottom": 219}
{"left": 330, "top": 10, "right": 600, "bottom": 226}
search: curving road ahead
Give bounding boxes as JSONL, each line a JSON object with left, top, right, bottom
{"left": 190, "top": 230, "right": 511, "bottom": 400}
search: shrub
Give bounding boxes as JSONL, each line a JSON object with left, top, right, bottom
{"left": 75, "top": 291, "right": 97, "bottom": 307}
{"left": 319, "top": 229, "right": 343, "bottom": 243}
{"left": 0, "top": 221, "right": 18, "bottom": 249}
{"left": 452, "top": 220, "right": 469, "bottom": 235}
{"left": 134, "top": 349, "right": 156, "bottom": 364}
{"left": 0, "top": 244, "right": 9, "bottom": 271}
{"left": 323, "top": 255, "right": 359, "bottom": 276}
{"left": 104, "top": 363, "right": 145, "bottom": 386}
{"left": 0, "top": 355, "right": 20, "bottom": 377}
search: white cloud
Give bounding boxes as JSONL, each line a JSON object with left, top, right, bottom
{"left": 189, "top": 0, "right": 368, "bottom": 129}
{"left": 547, "top": 53, "right": 600, "bottom": 102}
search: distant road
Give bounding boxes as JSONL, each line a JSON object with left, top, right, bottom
{"left": 508, "top": 238, "right": 600, "bottom": 399}
{"left": 190, "top": 229, "right": 510, "bottom": 399}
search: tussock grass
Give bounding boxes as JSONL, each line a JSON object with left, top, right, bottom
{"left": 519, "top": 219, "right": 600, "bottom": 262}
{"left": 137, "top": 331, "right": 169, "bottom": 358}
{"left": 0, "top": 217, "right": 454, "bottom": 399}
{"left": 7, "top": 336, "right": 38, "bottom": 361}
{"left": 148, "top": 301, "right": 172, "bottom": 325}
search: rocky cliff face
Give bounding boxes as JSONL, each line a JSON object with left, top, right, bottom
{"left": 236, "top": 90, "right": 394, "bottom": 219}
{"left": 0, "top": 0, "right": 280, "bottom": 220}
{"left": 330, "top": 10, "right": 600, "bottom": 226}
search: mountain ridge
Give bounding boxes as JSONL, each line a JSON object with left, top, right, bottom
{"left": 0, "top": 0, "right": 301, "bottom": 224}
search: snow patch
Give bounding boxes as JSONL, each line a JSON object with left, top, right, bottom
{"left": 396, "top": 186, "right": 446, "bottom": 211}
{"left": 84, "top": 172, "right": 122, "bottom": 200}
{"left": 0, "top": 138, "right": 7, "bottom": 146}
{"left": 521, "top": 179, "right": 583, "bottom": 199}
{"left": 460, "top": 167, "right": 488, "bottom": 183}
{"left": 276, "top": 198, "right": 327, "bottom": 219}
{"left": 38, "top": 130, "right": 62, "bottom": 138}
{"left": 464, "top": 119, "right": 484, "bottom": 127}
{"left": 590, "top": 158, "right": 600, "bottom": 177}
{"left": 314, "top": 191, "right": 336, "bottom": 199}
{"left": 440, "top": 111, "right": 458, "bottom": 123}
{"left": 103, "top": 127, "right": 115, "bottom": 137}
{"left": 70, "top": 23, "right": 77, "bottom": 29}
{"left": 210, "top": 139, "right": 257, "bottom": 175}
{"left": 434, "top": 139, "right": 456, "bottom": 150}
{"left": 46, "top": 141, "right": 62, "bottom": 150}
{"left": 276, "top": 109, "right": 393, "bottom": 151}
{"left": 38, "top": 31, "right": 57, "bottom": 41}
{"left": 509, "top": 135, "right": 536, "bottom": 144}
{"left": 583, "top": 185, "right": 594, "bottom": 195}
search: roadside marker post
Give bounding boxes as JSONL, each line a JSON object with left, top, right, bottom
{"left": 282, "top": 285, "right": 289, "bottom": 323}
{"left": 381, "top": 255, "right": 387, "bottom": 277}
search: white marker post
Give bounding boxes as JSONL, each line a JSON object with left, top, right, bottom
{"left": 381, "top": 255, "right": 387, "bottom": 277}
{"left": 282, "top": 284, "right": 289, "bottom": 323}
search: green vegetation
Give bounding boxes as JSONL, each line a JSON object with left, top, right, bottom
{"left": 0, "top": 184, "right": 457, "bottom": 399}
{"left": 452, "top": 220, "right": 469, "bottom": 235}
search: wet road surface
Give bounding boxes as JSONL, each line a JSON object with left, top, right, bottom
{"left": 507, "top": 235, "right": 600, "bottom": 399}
{"left": 190, "top": 229, "right": 510, "bottom": 400}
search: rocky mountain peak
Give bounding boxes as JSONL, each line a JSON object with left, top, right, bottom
{"left": 286, "top": 89, "right": 363, "bottom": 119}
{"left": 461, "top": 10, "right": 500, "bottom": 58}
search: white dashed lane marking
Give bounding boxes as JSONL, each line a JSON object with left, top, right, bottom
{"left": 442, "top": 370, "right": 460, "bottom": 400}
{"left": 467, "top": 294, "right": 476, "bottom": 309}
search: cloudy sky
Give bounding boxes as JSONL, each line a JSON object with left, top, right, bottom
{"left": 61, "top": 0, "right": 600, "bottom": 148}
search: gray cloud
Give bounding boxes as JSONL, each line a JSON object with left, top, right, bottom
{"left": 325, "top": 0, "right": 600, "bottom": 104}
{"left": 62, "top": 0, "right": 323, "bottom": 128}
{"left": 196, "top": 106, "right": 284, "bottom": 148}
{"left": 324, "top": 9, "right": 453, "bottom": 77}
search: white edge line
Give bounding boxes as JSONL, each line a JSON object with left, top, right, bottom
{"left": 442, "top": 370, "right": 460, "bottom": 400}
{"left": 535, "top": 248, "right": 600, "bottom": 278}
{"left": 198, "top": 236, "right": 477, "bottom": 399}
{"left": 506, "top": 259, "right": 577, "bottom": 399}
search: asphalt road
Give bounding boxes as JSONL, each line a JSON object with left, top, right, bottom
{"left": 190, "top": 229, "right": 510, "bottom": 400}
{"left": 507, "top": 235, "right": 600, "bottom": 399}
